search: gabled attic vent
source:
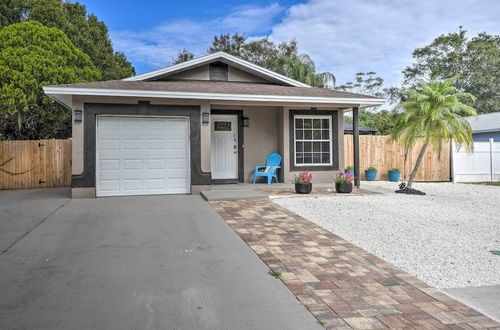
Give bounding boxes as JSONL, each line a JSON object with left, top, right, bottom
{"left": 209, "top": 62, "right": 228, "bottom": 81}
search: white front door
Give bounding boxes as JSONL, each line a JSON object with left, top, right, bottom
{"left": 96, "top": 116, "right": 190, "bottom": 197}
{"left": 211, "top": 115, "right": 238, "bottom": 180}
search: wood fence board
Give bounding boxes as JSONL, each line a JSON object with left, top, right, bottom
{"left": 344, "top": 135, "right": 450, "bottom": 181}
{"left": 0, "top": 139, "right": 72, "bottom": 190}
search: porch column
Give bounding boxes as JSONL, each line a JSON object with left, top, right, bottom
{"left": 353, "top": 107, "right": 360, "bottom": 187}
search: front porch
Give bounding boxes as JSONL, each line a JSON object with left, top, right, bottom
{"left": 196, "top": 182, "right": 376, "bottom": 201}
{"left": 207, "top": 104, "right": 363, "bottom": 186}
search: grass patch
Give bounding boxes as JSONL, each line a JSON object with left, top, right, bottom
{"left": 466, "top": 182, "right": 500, "bottom": 187}
{"left": 268, "top": 270, "right": 281, "bottom": 279}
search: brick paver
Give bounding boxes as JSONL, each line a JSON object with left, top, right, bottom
{"left": 210, "top": 199, "right": 500, "bottom": 329}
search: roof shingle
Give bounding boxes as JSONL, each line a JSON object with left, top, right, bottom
{"left": 47, "top": 80, "right": 380, "bottom": 100}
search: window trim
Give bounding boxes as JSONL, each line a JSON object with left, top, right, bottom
{"left": 289, "top": 110, "right": 339, "bottom": 171}
{"left": 293, "top": 115, "right": 333, "bottom": 166}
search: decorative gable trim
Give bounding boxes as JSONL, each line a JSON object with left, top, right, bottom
{"left": 123, "top": 52, "right": 311, "bottom": 88}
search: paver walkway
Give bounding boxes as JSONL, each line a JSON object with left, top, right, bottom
{"left": 211, "top": 199, "right": 500, "bottom": 329}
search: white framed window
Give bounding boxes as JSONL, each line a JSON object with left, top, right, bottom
{"left": 294, "top": 115, "right": 333, "bottom": 166}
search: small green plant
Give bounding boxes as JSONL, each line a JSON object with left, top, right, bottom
{"left": 345, "top": 165, "right": 354, "bottom": 170}
{"left": 268, "top": 270, "right": 281, "bottom": 279}
{"left": 490, "top": 250, "right": 500, "bottom": 256}
{"left": 366, "top": 166, "right": 377, "bottom": 171}
{"left": 389, "top": 168, "right": 400, "bottom": 172}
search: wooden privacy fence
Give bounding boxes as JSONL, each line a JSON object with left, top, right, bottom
{"left": 1, "top": 136, "right": 450, "bottom": 190}
{"left": 344, "top": 135, "right": 451, "bottom": 182}
{"left": 0, "top": 139, "right": 72, "bottom": 190}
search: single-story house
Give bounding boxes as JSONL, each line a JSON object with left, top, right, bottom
{"left": 43, "top": 52, "right": 385, "bottom": 197}
{"left": 466, "top": 112, "right": 500, "bottom": 142}
{"left": 344, "top": 124, "right": 377, "bottom": 135}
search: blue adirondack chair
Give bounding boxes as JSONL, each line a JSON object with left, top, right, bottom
{"left": 253, "top": 152, "right": 281, "bottom": 184}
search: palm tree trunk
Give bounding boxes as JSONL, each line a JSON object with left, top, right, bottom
{"left": 407, "top": 143, "right": 428, "bottom": 189}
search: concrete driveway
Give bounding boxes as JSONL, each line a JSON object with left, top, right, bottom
{"left": 0, "top": 189, "right": 320, "bottom": 330}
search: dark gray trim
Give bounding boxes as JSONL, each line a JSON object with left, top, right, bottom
{"left": 72, "top": 102, "right": 211, "bottom": 189}
{"left": 211, "top": 109, "right": 244, "bottom": 183}
{"left": 353, "top": 107, "right": 360, "bottom": 187}
{"left": 289, "top": 109, "right": 339, "bottom": 172}
{"left": 212, "top": 179, "right": 239, "bottom": 185}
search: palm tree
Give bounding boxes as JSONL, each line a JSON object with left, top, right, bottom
{"left": 283, "top": 54, "right": 336, "bottom": 88}
{"left": 389, "top": 75, "right": 477, "bottom": 189}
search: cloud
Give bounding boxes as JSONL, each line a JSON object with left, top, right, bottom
{"left": 270, "top": 0, "right": 500, "bottom": 87}
{"left": 111, "top": 3, "right": 283, "bottom": 71}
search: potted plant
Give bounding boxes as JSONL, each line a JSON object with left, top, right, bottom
{"left": 335, "top": 171, "right": 353, "bottom": 193}
{"left": 365, "top": 167, "right": 378, "bottom": 181}
{"left": 388, "top": 168, "right": 400, "bottom": 182}
{"left": 293, "top": 170, "right": 312, "bottom": 194}
{"left": 344, "top": 165, "right": 354, "bottom": 177}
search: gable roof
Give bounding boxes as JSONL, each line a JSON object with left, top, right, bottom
{"left": 123, "top": 51, "right": 310, "bottom": 88}
{"left": 466, "top": 112, "right": 500, "bottom": 133}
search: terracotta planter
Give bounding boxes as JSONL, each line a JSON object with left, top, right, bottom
{"left": 335, "top": 182, "right": 353, "bottom": 193}
{"left": 295, "top": 182, "right": 312, "bottom": 194}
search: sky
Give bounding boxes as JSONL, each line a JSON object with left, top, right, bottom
{"left": 80, "top": 0, "right": 499, "bottom": 88}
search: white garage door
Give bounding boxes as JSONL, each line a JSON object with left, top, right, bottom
{"left": 96, "top": 116, "right": 190, "bottom": 197}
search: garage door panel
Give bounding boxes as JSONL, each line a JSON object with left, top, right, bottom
{"left": 122, "top": 159, "right": 143, "bottom": 170}
{"left": 123, "top": 179, "right": 143, "bottom": 191}
{"left": 99, "top": 138, "right": 120, "bottom": 151}
{"left": 99, "top": 180, "right": 120, "bottom": 192}
{"left": 99, "top": 159, "right": 120, "bottom": 171}
{"left": 170, "top": 159, "right": 188, "bottom": 169}
{"left": 146, "top": 178, "right": 167, "bottom": 190}
{"left": 145, "top": 138, "right": 166, "bottom": 151}
{"left": 97, "top": 116, "right": 190, "bottom": 197}
{"left": 146, "top": 158, "right": 166, "bottom": 170}
{"left": 122, "top": 139, "right": 142, "bottom": 151}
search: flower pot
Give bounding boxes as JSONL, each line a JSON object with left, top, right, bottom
{"left": 388, "top": 170, "right": 400, "bottom": 182}
{"left": 365, "top": 169, "right": 378, "bottom": 181}
{"left": 295, "top": 182, "right": 312, "bottom": 194}
{"left": 335, "top": 182, "right": 353, "bottom": 193}
{"left": 344, "top": 169, "right": 354, "bottom": 177}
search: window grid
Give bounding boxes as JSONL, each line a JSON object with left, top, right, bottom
{"left": 294, "top": 116, "right": 333, "bottom": 166}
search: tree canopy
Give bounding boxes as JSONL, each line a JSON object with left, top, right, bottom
{"left": 0, "top": 21, "right": 100, "bottom": 139}
{"left": 1, "top": 0, "right": 135, "bottom": 80}
{"left": 396, "top": 28, "right": 499, "bottom": 114}
{"left": 174, "top": 33, "right": 335, "bottom": 88}
{"left": 340, "top": 72, "right": 396, "bottom": 135}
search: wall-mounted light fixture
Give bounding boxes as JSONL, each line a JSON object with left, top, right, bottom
{"left": 74, "top": 110, "right": 82, "bottom": 122}
{"left": 202, "top": 112, "right": 210, "bottom": 124}
{"left": 242, "top": 116, "right": 250, "bottom": 127}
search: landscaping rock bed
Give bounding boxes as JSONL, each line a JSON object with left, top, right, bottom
{"left": 272, "top": 181, "right": 500, "bottom": 289}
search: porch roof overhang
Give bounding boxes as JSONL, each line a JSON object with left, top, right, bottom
{"left": 43, "top": 80, "right": 386, "bottom": 109}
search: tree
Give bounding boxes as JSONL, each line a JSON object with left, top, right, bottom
{"left": 174, "top": 33, "right": 335, "bottom": 88}
{"left": 393, "top": 28, "right": 499, "bottom": 114}
{"left": 389, "top": 75, "right": 477, "bottom": 190}
{"left": 172, "top": 49, "right": 194, "bottom": 64}
{"left": 0, "top": 0, "right": 135, "bottom": 80}
{"left": 0, "top": 21, "right": 101, "bottom": 140}
{"left": 340, "top": 72, "right": 395, "bottom": 135}
{"left": 338, "top": 72, "right": 384, "bottom": 97}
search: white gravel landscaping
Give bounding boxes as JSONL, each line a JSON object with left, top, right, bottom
{"left": 271, "top": 181, "right": 500, "bottom": 289}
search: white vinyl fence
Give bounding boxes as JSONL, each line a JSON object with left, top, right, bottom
{"left": 452, "top": 138, "right": 500, "bottom": 183}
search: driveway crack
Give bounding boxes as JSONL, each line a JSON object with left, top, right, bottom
{"left": 1, "top": 200, "right": 70, "bottom": 254}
